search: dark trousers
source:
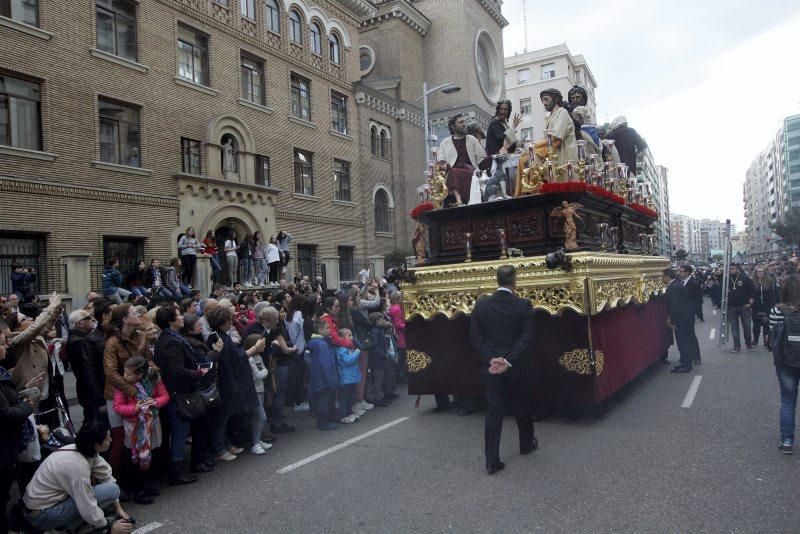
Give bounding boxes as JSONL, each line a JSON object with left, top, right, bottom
{"left": 268, "top": 261, "right": 281, "bottom": 283}
{"left": 728, "top": 305, "right": 753, "bottom": 348}
{"left": 314, "top": 388, "right": 336, "bottom": 428}
{"left": 753, "top": 313, "right": 770, "bottom": 346}
{"left": 674, "top": 321, "right": 701, "bottom": 368}
{"left": 695, "top": 301, "right": 704, "bottom": 321}
{"left": 181, "top": 254, "right": 196, "bottom": 286}
{"left": 337, "top": 383, "right": 356, "bottom": 420}
{"left": 484, "top": 373, "right": 534, "bottom": 469}
{"left": 0, "top": 464, "right": 15, "bottom": 534}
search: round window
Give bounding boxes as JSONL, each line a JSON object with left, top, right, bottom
{"left": 474, "top": 32, "right": 501, "bottom": 104}
{"left": 359, "top": 45, "right": 375, "bottom": 76}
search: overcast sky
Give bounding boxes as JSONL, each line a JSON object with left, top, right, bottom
{"left": 501, "top": 0, "right": 800, "bottom": 229}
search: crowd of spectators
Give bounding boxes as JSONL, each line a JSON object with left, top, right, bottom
{"left": 1, "top": 243, "right": 407, "bottom": 531}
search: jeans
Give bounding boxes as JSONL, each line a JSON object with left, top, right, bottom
{"left": 106, "top": 288, "right": 132, "bottom": 305}
{"left": 254, "top": 259, "right": 268, "bottom": 284}
{"left": 252, "top": 392, "right": 268, "bottom": 445}
{"left": 165, "top": 398, "right": 192, "bottom": 462}
{"left": 338, "top": 383, "right": 356, "bottom": 420}
{"left": 26, "top": 482, "right": 119, "bottom": 531}
{"left": 226, "top": 255, "right": 238, "bottom": 285}
{"left": 130, "top": 285, "right": 147, "bottom": 298}
{"left": 240, "top": 258, "right": 253, "bottom": 285}
{"left": 271, "top": 365, "right": 289, "bottom": 425}
{"left": 728, "top": 305, "right": 752, "bottom": 348}
{"left": 776, "top": 365, "right": 800, "bottom": 445}
{"left": 210, "top": 256, "right": 222, "bottom": 283}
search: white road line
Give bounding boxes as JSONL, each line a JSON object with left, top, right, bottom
{"left": 681, "top": 376, "right": 703, "bottom": 408}
{"left": 277, "top": 417, "right": 410, "bottom": 474}
{"left": 713, "top": 309, "right": 717, "bottom": 316}
{"left": 709, "top": 328, "right": 716, "bottom": 340}
{"left": 133, "top": 522, "right": 164, "bottom": 534}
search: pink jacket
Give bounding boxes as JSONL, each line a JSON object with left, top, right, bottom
{"left": 389, "top": 304, "right": 406, "bottom": 349}
{"left": 113, "top": 380, "right": 170, "bottom": 422}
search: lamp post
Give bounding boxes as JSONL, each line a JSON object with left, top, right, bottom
{"left": 416, "top": 81, "right": 461, "bottom": 172}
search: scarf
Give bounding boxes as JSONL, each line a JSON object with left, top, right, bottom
{"left": 164, "top": 328, "right": 197, "bottom": 359}
{"left": 131, "top": 376, "right": 158, "bottom": 470}
{"left": 4, "top": 365, "right": 36, "bottom": 452}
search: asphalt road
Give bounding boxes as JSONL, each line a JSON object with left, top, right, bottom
{"left": 64, "top": 300, "right": 798, "bottom": 533}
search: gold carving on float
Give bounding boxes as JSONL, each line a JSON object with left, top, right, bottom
{"left": 402, "top": 252, "right": 669, "bottom": 320}
{"left": 406, "top": 350, "right": 433, "bottom": 373}
{"left": 559, "top": 349, "right": 605, "bottom": 376}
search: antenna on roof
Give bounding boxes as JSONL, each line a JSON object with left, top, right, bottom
{"left": 522, "top": 0, "right": 528, "bottom": 53}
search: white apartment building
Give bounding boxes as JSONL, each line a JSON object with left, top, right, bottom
{"left": 504, "top": 44, "right": 597, "bottom": 143}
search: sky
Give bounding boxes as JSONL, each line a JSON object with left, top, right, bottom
{"left": 500, "top": 0, "right": 800, "bottom": 229}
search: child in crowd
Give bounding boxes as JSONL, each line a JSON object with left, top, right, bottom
{"left": 364, "top": 312, "right": 393, "bottom": 407}
{"left": 336, "top": 329, "right": 361, "bottom": 424}
{"left": 244, "top": 334, "right": 272, "bottom": 455}
{"left": 307, "top": 320, "right": 339, "bottom": 430}
{"left": 113, "top": 356, "right": 169, "bottom": 505}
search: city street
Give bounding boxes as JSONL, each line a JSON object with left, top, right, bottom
{"left": 90, "top": 300, "right": 797, "bottom": 533}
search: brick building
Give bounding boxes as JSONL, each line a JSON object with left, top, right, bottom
{"left": 0, "top": 0, "right": 507, "bottom": 290}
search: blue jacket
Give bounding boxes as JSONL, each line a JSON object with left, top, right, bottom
{"left": 336, "top": 347, "right": 361, "bottom": 385}
{"left": 101, "top": 267, "right": 123, "bottom": 295}
{"left": 308, "top": 335, "right": 338, "bottom": 393}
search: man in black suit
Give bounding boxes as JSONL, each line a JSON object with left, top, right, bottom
{"left": 663, "top": 267, "right": 700, "bottom": 373}
{"left": 470, "top": 265, "right": 536, "bottom": 475}
{"left": 679, "top": 265, "right": 704, "bottom": 364}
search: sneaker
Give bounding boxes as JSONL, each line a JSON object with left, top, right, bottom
{"left": 217, "top": 451, "right": 237, "bottom": 461}
{"left": 352, "top": 407, "right": 366, "bottom": 417}
{"left": 229, "top": 446, "right": 244, "bottom": 455}
{"left": 731, "top": 347, "right": 741, "bottom": 353}
{"left": 341, "top": 414, "right": 357, "bottom": 424}
{"left": 294, "top": 402, "right": 310, "bottom": 412}
{"left": 258, "top": 441, "right": 273, "bottom": 450}
{"left": 746, "top": 345, "right": 755, "bottom": 352}
{"left": 250, "top": 444, "right": 266, "bottom": 455}
{"left": 779, "top": 442, "right": 794, "bottom": 454}
{"left": 358, "top": 400, "right": 374, "bottom": 411}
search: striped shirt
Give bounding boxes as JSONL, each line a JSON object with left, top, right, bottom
{"left": 769, "top": 305, "right": 787, "bottom": 331}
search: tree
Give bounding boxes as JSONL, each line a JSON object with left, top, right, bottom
{"left": 675, "top": 249, "right": 688, "bottom": 261}
{"left": 771, "top": 208, "right": 800, "bottom": 247}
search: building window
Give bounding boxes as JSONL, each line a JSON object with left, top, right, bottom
{"left": 0, "top": 74, "right": 41, "bottom": 151}
{"left": 293, "top": 148, "right": 313, "bottom": 195}
{"left": 240, "top": 0, "right": 255, "bottom": 18}
{"left": 334, "top": 159, "right": 350, "bottom": 202}
{"left": 256, "top": 154, "right": 270, "bottom": 187}
{"left": 380, "top": 130, "right": 391, "bottom": 159}
{"left": 329, "top": 33, "right": 341, "bottom": 64}
{"left": 265, "top": 0, "right": 280, "bottom": 32}
{"left": 181, "top": 137, "right": 201, "bottom": 174}
{"left": 240, "top": 54, "right": 264, "bottom": 105}
{"left": 296, "top": 244, "right": 317, "bottom": 278}
{"left": 98, "top": 97, "right": 140, "bottom": 167}
{"left": 288, "top": 9, "right": 302, "bottom": 44}
{"left": 95, "top": 0, "right": 137, "bottom": 61}
{"left": 330, "top": 91, "right": 347, "bottom": 134}
{"left": 517, "top": 68, "right": 530, "bottom": 84}
{"left": 520, "top": 98, "right": 531, "bottom": 115}
{"left": 290, "top": 74, "right": 310, "bottom": 121}
{"left": 541, "top": 62, "right": 555, "bottom": 80}
{"left": 338, "top": 246, "right": 354, "bottom": 281}
{"left": 374, "top": 189, "right": 392, "bottom": 232}
{"left": 310, "top": 22, "right": 322, "bottom": 55}
{"left": 520, "top": 127, "right": 533, "bottom": 141}
{"left": 370, "top": 126, "right": 378, "bottom": 155}
{"left": 0, "top": 0, "right": 38, "bottom": 26}
{"left": 177, "top": 24, "right": 209, "bottom": 86}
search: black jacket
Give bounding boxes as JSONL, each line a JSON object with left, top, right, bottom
{"left": 605, "top": 124, "right": 647, "bottom": 175}
{"left": 470, "top": 289, "right": 535, "bottom": 376}
{"left": 683, "top": 278, "right": 703, "bottom": 308}
{"left": 0, "top": 373, "right": 33, "bottom": 467}
{"left": 727, "top": 273, "right": 755, "bottom": 307}
{"left": 154, "top": 332, "right": 200, "bottom": 396}
{"left": 753, "top": 281, "right": 778, "bottom": 314}
{"left": 363, "top": 325, "right": 388, "bottom": 367}
{"left": 486, "top": 118, "right": 517, "bottom": 155}
{"left": 215, "top": 333, "right": 259, "bottom": 415}
{"left": 665, "top": 279, "right": 692, "bottom": 326}
{"left": 66, "top": 329, "right": 106, "bottom": 412}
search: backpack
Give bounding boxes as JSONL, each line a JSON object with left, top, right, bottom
{"left": 773, "top": 306, "right": 800, "bottom": 369}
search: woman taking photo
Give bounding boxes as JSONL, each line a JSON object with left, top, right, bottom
{"left": 266, "top": 235, "right": 282, "bottom": 285}
{"left": 753, "top": 265, "right": 778, "bottom": 349}
{"left": 202, "top": 231, "right": 222, "bottom": 284}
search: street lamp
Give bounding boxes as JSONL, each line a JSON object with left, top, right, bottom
{"left": 415, "top": 81, "right": 461, "bottom": 172}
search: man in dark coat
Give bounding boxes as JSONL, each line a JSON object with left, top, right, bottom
{"left": 470, "top": 265, "right": 536, "bottom": 474}
{"left": 605, "top": 116, "right": 647, "bottom": 175}
{"left": 663, "top": 268, "right": 700, "bottom": 373}
{"left": 66, "top": 309, "right": 106, "bottom": 422}
{"left": 727, "top": 263, "right": 756, "bottom": 352}
{"left": 679, "top": 264, "right": 704, "bottom": 323}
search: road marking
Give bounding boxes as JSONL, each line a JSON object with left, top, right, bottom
{"left": 681, "top": 376, "right": 703, "bottom": 408}
{"left": 709, "top": 328, "right": 716, "bottom": 340}
{"left": 277, "top": 417, "right": 410, "bottom": 473}
{"left": 713, "top": 309, "right": 717, "bottom": 316}
{"left": 133, "top": 522, "right": 164, "bottom": 534}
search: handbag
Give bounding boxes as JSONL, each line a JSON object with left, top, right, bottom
{"left": 175, "top": 391, "right": 206, "bottom": 420}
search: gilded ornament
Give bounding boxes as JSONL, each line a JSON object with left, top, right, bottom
{"left": 406, "top": 350, "right": 433, "bottom": 373}
{"left": 559, "top": 348, "right": 605, "bottom": 376}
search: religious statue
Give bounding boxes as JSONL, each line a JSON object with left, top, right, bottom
{"left": 438, "top": 113, "right": 492, "bottom": 205}
{"left": 412, "top": 220, "right": 428, "bottom": 266}
{"left": 551, "top": 201, "right": 584, "bottom": 250}
{"left": 223, "top": 139, "right": 236, "bottom": 175}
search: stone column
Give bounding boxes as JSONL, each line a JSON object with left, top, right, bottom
{"left": 369, "top": 255, "right": 385, "bottom": 279}
{"left": 61, "top": 253, "right": 92, "bottom": 310}
{"left": 321, "top": 256, "right": 340, "bottom": 291}
{"left": 194, "top": 254, "right": 213, "bottom": 298}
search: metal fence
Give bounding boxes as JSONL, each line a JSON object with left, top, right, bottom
{"left": 339, "top": 257, "right": 376, "bottom": 284}
{"left": 0, "top": 258, "right": 67, "bottom": 296}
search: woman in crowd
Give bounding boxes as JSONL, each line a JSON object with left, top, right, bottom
{"left": 238, "top": 234, "right": 253, "bottom": 286}
{"left": 277, "top": 230, "right": 293, "bottom": 275}
{"left": 389, "top": 290, "right": 407, "bottom": 383}
{"left": 126, "top": 262, "right": 149, "bottom": 299}
{"left": 753, "top": 265, "right": 778, "bottom": 349}
{"left": 203, "top": 231, "right": 222, "bottom": 285}
{"left": 769, "top": 274, "right": 800, "bottom": 455}
{"left": 266, "top": 235, "right": 282, "bottom": 286}
{"left": 223, "top": 231, "right": 239, "bottom": 287}
{"left": 165, "top": 258, "right": 191, "bottom": 299}
{"left": 177, "top": 227, "right": 202, "bottom": 287}
{"left": 252, "top": 231, "right": 267, "bottom": 285}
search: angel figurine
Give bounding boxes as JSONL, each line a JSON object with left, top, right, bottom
{"left": 551, "top": 201, "right": 583, "bottom": 250}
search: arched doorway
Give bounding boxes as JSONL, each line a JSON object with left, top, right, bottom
{"left": 214, "top": 217, "right": 254, "bottom": 286}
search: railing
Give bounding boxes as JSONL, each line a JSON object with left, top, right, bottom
{"left": 339, "top": 257, "right": 376, "bottom": 284}
{"left": 0, "top": 258, "right": 67, "bottom": 296}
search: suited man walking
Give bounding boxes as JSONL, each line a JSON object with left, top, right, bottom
{"left": 663, "top": 267, "right": 700, "bottom": 373}
{"left": 470, "top": 265, "right": 536, "bottom": 474}
{"left": 679, "top": 265, "right": 704, "bottom": 365}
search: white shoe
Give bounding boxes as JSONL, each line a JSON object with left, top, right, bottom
{"left": 294, "top": 402, "right": 310, "bottom": 412}
{"left": 250, "top": 444, "right": 266, "bottom": 455}
{"left": 358, "top": 400, "right": 374, "bottom": 410}
{"left": 244, "top": 282, "right": 253, "bottom": 287}
{"left": 258, "top": 441, "right": 273, "bottom": 450}
{"left": 340, "top": 414, "right": 357, "bottom": 424}
{"left": 352, "top": 407, "right": 366, "bottom": 417}
{"left": 217, "top": 451, "right": 237, "bottom": 461}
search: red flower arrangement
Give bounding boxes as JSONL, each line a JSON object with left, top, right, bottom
{"left": 629, "top": 203, "right": 659, "bottom": 218}
{"left": 586, "top": 185, "right": 625, "bottom": 205}
{"left": 540, "top": 182, "right": 587, "bottom": 194}
{"left": 410, "top": 201, "right": 435, "bottom": 220}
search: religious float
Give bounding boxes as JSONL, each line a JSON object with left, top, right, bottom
{"left": 402, "top": 135, "right": 670, "bottom": 406}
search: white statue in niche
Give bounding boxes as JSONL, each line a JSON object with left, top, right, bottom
{"left": 223, "top": 139, "right": 236, "bottom": 176}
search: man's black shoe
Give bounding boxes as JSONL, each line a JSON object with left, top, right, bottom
{"left": 693, "top": 359, "right": 701, "bottom": 365}
{"left": 270, "top": 423, "right": 295, "bottom": 433}
{"left": 457, "top": 407, "right": 477, "bottom": 416}
{"left": 671, "top": 366, "right": 692, "bottom": 373}
{"left": 143, "top": 485, "right": 161, "bottom": 496}
{"left": 118, "top": 489, "right": 132, "bottom": 503}
{"left": 133, "top": 491, "right": 155, "bottom": 505}
{"left": 191, "top": 462, "right": 214, "bottom": 473}
{"left": 432, "top": 403, "right": 452, "bottom": 412}
{"left": 520, "top": 437, "right": 539, "bottom": 455}
{"left": 372, "top": 399, "right": 390, "bottom": 407}
{"left": 487, "top": 462, "right": 505, "bottom": 475}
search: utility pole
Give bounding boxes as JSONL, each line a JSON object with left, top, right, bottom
{"left": 522, "top": 0, "right": 528, "bottom": 53}
{"left": 719, "top": 219, "right": 732, "bottom": 347}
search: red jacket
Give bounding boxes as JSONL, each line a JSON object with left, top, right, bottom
{"left": 113, "top": 379, "right": 170, "bottom": 422}
{"left": 389, "top": 304, "right": 406, "bottom": 349}
{"left": 321, "top": 314, "right": 354, "bottom": 349}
